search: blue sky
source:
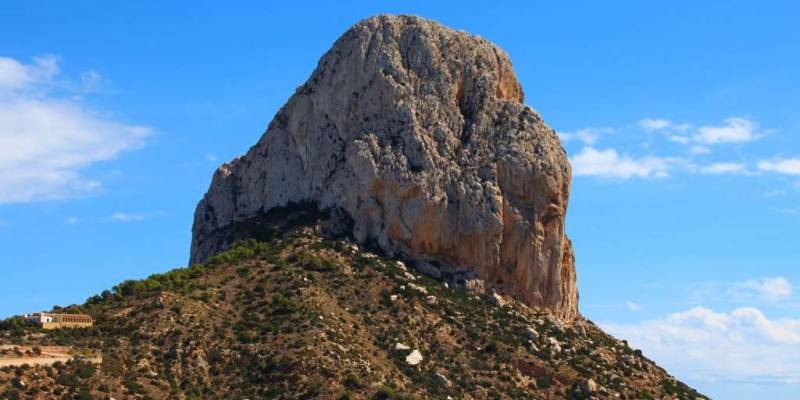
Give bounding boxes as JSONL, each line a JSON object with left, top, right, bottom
{"left": 1, "top": 1, "right": 798, "bottom": 398}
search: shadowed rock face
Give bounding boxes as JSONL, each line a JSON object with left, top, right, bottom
{"left": 191, "top": 14, "right": 578, "bottom": 320}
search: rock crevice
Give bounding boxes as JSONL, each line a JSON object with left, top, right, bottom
{"left": 190, "top": 14, "right": 579, "bottom": 320}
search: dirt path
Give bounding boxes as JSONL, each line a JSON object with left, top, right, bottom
{"left": 0, "top": 344, "right": 101, "bottom": 367}
{"left": 0, "top": 356, "right": 72, "bottom": 367}
{"left": 0, "top": 355, "right": 101, "bottom": 368}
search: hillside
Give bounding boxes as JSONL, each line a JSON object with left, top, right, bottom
{"left": 0, "top": 221, "right": 706, "bottom": 399}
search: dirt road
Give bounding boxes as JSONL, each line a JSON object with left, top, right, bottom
{"left": 0, "top": 345, "right": 101, "bottom": 367}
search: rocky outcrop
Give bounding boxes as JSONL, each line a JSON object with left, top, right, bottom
{"left": 190, "top": 14, "right": 578, "bottom": 320}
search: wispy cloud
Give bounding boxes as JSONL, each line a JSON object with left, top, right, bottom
{"left": 557, "top": 128, "right": 611, "bottom": 145}
{"left": 638, "top": 118, "right": 693, "bottom": 133}
{"left": 0, "top": 56, "right": 58, "bottom": 89}
{"left": 698, "top": 162, "right": 749, "bottom": 175}
{"left": 78, "top": 70, "right": 110, "bottom": 93}
{"left": 691, "top": 277, "right": 795, "bottom": 305}
{"left": 65, "top": 216, "right": 79, "bottom": 224}
{"left": 763, "top": 189, "right": 787, "bottom": 197}
{"left": 734, "top": 277, "right": 793, "bottom": 304}
{"left": 638, "top": 118, "right": 672, "bottom": 131}
{"left": 758, "top": 158, "right": 800, "bottom": 176}
{"left": 772, "top": 207, "right": 800, "bottom": 215}
{"left": 694, "top": 117, "right": 761, "bottom": 144}
{"left": 626, "top": 301, "right": 642, "bottom": 311}
{"left": 603, "top": 307, "right": 800, "bottom": 384}
{"left": 639, "top": 116, "right": 762, "bottom": 145}
{"left": 689, "top": 145, "right": 711, "bottom": 155}
{"left": 0, "top": 55, "right": 150, "bottom": 204}
{"left": 108, "top": 211, "right": 164, "bottom": 222}
{"left": 570, "top": 146, "right": 684, "bottom": 179}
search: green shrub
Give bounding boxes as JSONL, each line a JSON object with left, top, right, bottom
{"left": 270, "top": 293, "right": 296, "bottom": 315}
{"left": 75, "top": 362, "right": 96, "bottom": 379}
{"left": 75, "top": 389, "right": 94, "bottom": 400}
{"left": 344, "top": 372, "right": 362, "bottom": 389}
{"left": 1, "top": 389, "right": 20, "bottom": 400}
{"left": 55, "top": 373, "right": 79, "bottom": 387}
{"left": 0, "top": 316, "right": 29, "bottom": 331}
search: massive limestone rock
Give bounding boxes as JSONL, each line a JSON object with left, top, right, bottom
{"left": 191, "top": 15, "right": 579, "bottom": 320}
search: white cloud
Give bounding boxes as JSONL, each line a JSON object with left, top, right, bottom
{"left": 690, "top": 277, "right": 795, "bottom": 305}
{"left": 763, "top": 189, "right": 787, "bottom": 197}
{"left": 108, "top": 211, "right": 162, "bottom": 222}
{"left": 639, "top": 118, "right": 672, "bottom": 131}
{"left": 689, "top": 145, "right": 711, "bottom": 155}
{"left": 639, "top": 116, "right": 761, "bottom": 146}
{"left": 65, "top": 216, "right": 79, "bottom": 224}
{"left": 204, "top": 153, "right": 218, "bottom": 162}
{"left": 0, "top": 56, "right": 150, "bottom": 204}
{"left": 699, "top": 162, "right": 748, "bottom": 175}
{"left": 603, "top": 307, "right": 800, "bottom": 384}
{"left": 694, "top": 117, "right": 760, "bottom": 144}
{"left": 735, "top": 278, "right": 793, "bottom": 304}
{"left": 570, "top": 146, "right": 682, "bottom": 179}
{"left": 557, "top": 128, "right": 610, "bottom": 145}
{"left": 758, "top": 158, "right": 800, "bottom": 176}
{"left": 666, "top": 134, "right": 691, "bottom": 144}
{"left": 0, "top": 56, "right": 58, "bottom": 89}
{"left": 626, "top": 301, "right": 642, "bottom": 311}
{"left": 772, "top": 208, "right": 799, "bottom": 215}
{"left": 78, "top": 70, "right": 110, "bottom": 92}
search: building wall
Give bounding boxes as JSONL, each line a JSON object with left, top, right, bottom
{"left": 41, "top": 321, "right": 93, "bottom": 330}
{"left": 26, "top": 313, "right": 94, "bottom": 329}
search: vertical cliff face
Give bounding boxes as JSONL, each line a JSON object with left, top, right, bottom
{"left": 190, "top": 15, "right": 578, "bottom": 319}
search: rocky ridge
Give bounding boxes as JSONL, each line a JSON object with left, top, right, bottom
{"left": 191, "top": 14, "right": 578, "bottom": 320}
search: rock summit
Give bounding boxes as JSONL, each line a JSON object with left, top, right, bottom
{"left": 191, "top": 15, "right": 578, "bottom": 320}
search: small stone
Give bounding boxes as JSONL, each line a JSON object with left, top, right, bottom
{"left": 405, "top": 349, "right": 423, "bottom": 365}
{"left": 464, "top": 279, "right": 486, "bottom": 296}
{"left": 425, "top": 295, "right": 438, "bottom": 305}
{"left": 581, "top": 379, "right": 599, "bottom": 395}
{"left": 389, "top": 294, "right": 399, "bottom": 302}
{"left": 548, "top": 337, "right": 562, "bottom": 353}
{"left": 488, "top": 293, "right": 506, "bottom": 307}
{"left": 434, "top": 372, "right": 452, "bottom": 388}
{"left": 408, "top": 283, "right": 428, "bottom": 294}
{"left": 394, "top": 343, "right": 410, "bottom": 351}
{"left": 525, "top": 326, "right": 539, "bottom": 340}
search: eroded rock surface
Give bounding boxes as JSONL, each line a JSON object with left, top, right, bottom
{"left": 190, "top": 14, "right": 578, "bottom": 319}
